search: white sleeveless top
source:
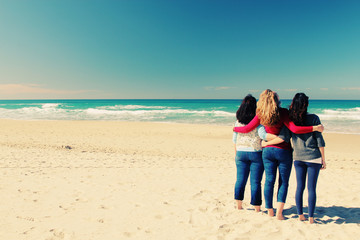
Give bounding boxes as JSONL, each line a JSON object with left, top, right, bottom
{"left": 234, "top": 121, "right": 262, "bottom": 152}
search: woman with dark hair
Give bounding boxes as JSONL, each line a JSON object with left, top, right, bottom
{"left": 233, "top": 94, "right": 267, "bottom": 212}
{"left": 262, "top": 93, "right": 326, "bottom": 224}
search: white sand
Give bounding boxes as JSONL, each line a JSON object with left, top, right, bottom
{"left": 0, "top": 120, "right": 359, "bottom": 240}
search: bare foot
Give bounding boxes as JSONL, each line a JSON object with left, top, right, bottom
{"left": 309, "top": 217, "right": 315, "bottom": 224}
{"left": 254, "top": 205, "right": 261, "bottom": 212}
{"left": 267, "top": 208, "right": 274, "bottom": 217}
{"left": 299, "top": 214, "right": 306, "bottom": 221}
{"left": 276, "top": 202, "right": 285, "bottom": 220}
{"left": 236, "top": 200, "right": 243, "bottom": 210}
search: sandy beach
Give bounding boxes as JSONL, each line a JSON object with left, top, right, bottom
{"left": 0, "top": 119, "right": 359, "bottom": 240}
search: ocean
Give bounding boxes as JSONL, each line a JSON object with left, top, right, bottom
{"left": 0, "top": 99, "right": 359, "bottom": 134}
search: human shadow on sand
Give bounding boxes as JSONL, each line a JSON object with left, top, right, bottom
{"left": 284, "top": 205, "right": 360, "bottom": 224}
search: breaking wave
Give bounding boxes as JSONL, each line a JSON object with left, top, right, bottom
{"left": 0, "top": 100, "right": 359, "bottom": 133}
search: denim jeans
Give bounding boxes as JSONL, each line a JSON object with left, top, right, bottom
{"left": 262, "top": 147, "right": 293, "bottom": 209}
{"left": 234, "top": 151, "right": 264, "bottom": 206}
{"left": 294, "top": 160, "right": 321, "bottom": 217}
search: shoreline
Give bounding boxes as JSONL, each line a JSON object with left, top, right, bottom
{"left": 0, "top": 119, "right": 359, "bottom": 239}
{"left": 1, "top": 118, "right": 359, "bottom": 135}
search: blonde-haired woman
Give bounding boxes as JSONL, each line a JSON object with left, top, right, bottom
{"left": 233, "top": 89, "right": 323, "bottom": 220}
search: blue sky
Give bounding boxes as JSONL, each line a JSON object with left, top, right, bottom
{"left": 0, "top": 0, "right": 359, "bottom": 99}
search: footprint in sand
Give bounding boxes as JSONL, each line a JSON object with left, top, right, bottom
{"left": 192, "top": 190, "right": 209, "bottom": 199}
{"left": 16, "top": 216, "right": 35, "bottom": 222}
{"left": 218, "top": 224, "right": 232, "bottom": 234}
{"left": 46, "top": 229, "right": 74, "bottom": 240}
{"left": 23, "top": 227, "right": 35, "bottom": 235}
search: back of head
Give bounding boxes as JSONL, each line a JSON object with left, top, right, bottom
{"left": 256, "top": 89, "right": 280, "bottom": 126}
{"left": 236, "top": 94, "right": 257, "bottom": 124}
{"left": 289, "top": 93, "right": 309, "bottom": 126}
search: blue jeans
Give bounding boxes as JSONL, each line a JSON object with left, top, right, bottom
{"left": 262, "top": 147, "right": 293, "bottom": 209}
{"left": 234, "top": 151, "right": 264, "bottom": 206}
{"left": 294, "top": 160, "right": 321, "bottom": 217}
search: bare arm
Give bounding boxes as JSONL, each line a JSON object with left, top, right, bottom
{"left": 319, "top": 147, "right": 326, "bottom": 170}
{"left": 258, "top": 125, "right": 278, "bottom": 141}
{"left": 266, "top": 133, "right": 278, "bottom": 141}
{"left": 261, "top": 137, "right": 285, "bottom": 148}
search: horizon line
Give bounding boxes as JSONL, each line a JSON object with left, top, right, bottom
{"left": 1, "top": 98, "right": 360, "bottom": 101}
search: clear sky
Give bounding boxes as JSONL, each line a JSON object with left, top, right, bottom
{"left": 0, "top": 0, "right": 359, "bottom": 99}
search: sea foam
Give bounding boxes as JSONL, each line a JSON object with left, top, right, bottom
{"left": 318, "top": 107, "right": 360, "bottom": 120}
{"left": 0, "top": 100, "right": 359, "bottom": 134}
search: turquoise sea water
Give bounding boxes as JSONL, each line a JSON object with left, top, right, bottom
{"left": 0, "top": 99, "right": 359, "bottom": 134}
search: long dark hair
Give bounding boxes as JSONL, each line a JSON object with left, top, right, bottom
{"left": 236, "top": 94, "right": 257, "bottom": 124}
{"left": 289, "top": 93, "right": 309, "bottom": 126}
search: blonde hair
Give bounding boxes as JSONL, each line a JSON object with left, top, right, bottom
{"left": 256, "top": 89, "right": 280, "bottom": 126}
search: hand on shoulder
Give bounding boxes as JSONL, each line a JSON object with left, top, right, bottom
{"left": 314, "top": 124, "right": 324, "bottom": 133}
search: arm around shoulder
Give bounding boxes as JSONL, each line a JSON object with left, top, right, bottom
{"left": 233, "top": 116, "right": 260, "bottom": 133}
{"left": 261, "top": 137, "right": 284, "bottom": 148}
{"left": 282, "top": 110, "right": 323, "bottom": 133}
